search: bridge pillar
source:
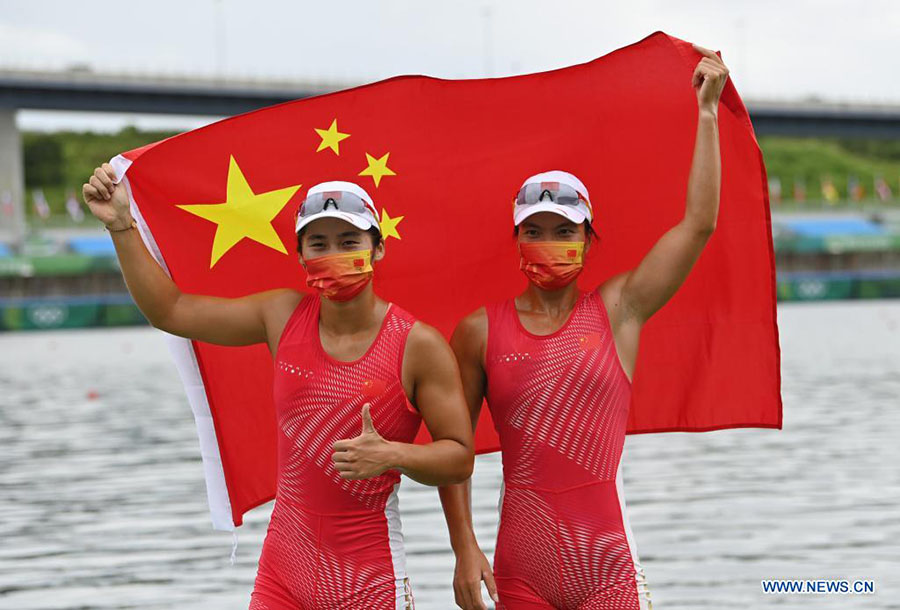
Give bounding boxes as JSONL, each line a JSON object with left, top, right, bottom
{"left": 0, "top": 108, "right": 26, "bottom": 248}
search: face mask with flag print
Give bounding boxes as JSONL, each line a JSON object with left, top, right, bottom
{"left": 303, "top": 249, "right": 374, "bottom": 301}
{"left": 519, "top": 241, "right": 585, "bottom": 289}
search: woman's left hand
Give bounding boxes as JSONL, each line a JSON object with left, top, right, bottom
{"left": 691, "top": 43, "right": 730, "bottom": 114}
{"left": 332, "top": 403, "right": 397, "bottom": 479}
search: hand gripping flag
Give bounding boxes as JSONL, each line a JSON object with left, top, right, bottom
{"left": 109, "top": 31, "right": 783, "bottom": 531}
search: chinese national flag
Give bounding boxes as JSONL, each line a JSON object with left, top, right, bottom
{"left": 110, "top": 31, "right": 782, "bottom": 530}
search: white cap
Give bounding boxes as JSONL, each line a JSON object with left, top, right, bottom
{"left": 513, "top": 170, "right": 594, "bottom": 226}
{"left": 295, "top": 180, "right": 381, "bottom": 234}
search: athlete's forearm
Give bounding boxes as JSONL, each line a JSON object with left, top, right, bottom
{"left": 387, "top": 438, "right": 473, "bottom": 486}
{"left": 438, "top": 479, "right": 480, "bottom": 553}
{"left": 110, "top": 227, "right": 183, "bottom": 327}
{"left": 683, "top": 108, "right": 720, "bottom": 232}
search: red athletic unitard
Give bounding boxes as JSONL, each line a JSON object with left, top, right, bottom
{"left": 249, "top": 296, "right": 421, "bottom": 610}
{"left": 484, "top": 288, "right": 653, "bottom": 610}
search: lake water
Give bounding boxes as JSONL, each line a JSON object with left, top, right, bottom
{"left": 1, "top": 300, "right": 898, "bottom": 609}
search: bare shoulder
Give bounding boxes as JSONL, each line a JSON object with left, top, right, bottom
{"left": 402, "top": 320, "right": 459, "bottom": 393}
{"left": 406, "top": 319, "right": 453, "bottom": 357}
{"left": 260, "top": 288, "right": 307, "bottom": 354}
{"left": 262, "top": 288, "right": 306, "bottom": 319}
{"left": 450, "top": 306, "right": 488, "bottom": 348}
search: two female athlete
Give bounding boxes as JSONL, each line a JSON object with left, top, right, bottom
{"left": 84, "top": 41, "right": 728, "bottom": 610}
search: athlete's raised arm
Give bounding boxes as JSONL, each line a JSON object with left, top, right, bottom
{"left": 614, "top": 44, "right": 729, "bottom": 325}
{"left": 83, "top": 162, "right": 296, "bottom": 348}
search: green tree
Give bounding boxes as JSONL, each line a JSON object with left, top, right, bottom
{"left": 23, "top": 134, "right": 64, "bottom": 188}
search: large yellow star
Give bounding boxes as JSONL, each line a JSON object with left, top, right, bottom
{"left": 359, "top": 152, "right": 396, "bottom": 188}
{"left": 177, "top": 156, "right": 301, "bottom": 268}
{"left": 314, "top": 119, "right": 350, "bottom": 155}
{"left": 380, "top": 208, "right": 404, "bottom": 240}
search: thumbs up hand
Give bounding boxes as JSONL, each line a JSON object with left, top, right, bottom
{"left": 332, "top": 403, "right": 398, "bottom": 480}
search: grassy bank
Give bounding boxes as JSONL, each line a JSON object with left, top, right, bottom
{"left": 18, "top": 128, "right": 900, "bottom": 221}
{"left": 23, "top": 127, "right": 178, "bottom": 220}
{"left": 759, "top": 136, "right": 900, "bottom": 203}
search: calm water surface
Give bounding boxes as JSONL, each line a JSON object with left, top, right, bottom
{"left": 1, "top": 300, "right": 898, "bottom": 609}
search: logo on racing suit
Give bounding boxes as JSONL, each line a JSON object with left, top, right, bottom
{"left": 361, "top": 378, "right": 388, "bottom": 397}
{"left": 577, "top": 332, "right": 603, "bottom": 350}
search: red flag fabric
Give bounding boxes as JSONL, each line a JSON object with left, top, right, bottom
{"left": 110, "top": 31, "right": 782, "bottom": 530}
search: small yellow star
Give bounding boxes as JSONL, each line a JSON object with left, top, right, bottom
{"left": 379, "top": 208, "right": 404, "bottom": 240}
{"left": 177, "top": 156, "right": 301, "bottom": 268}
{"left": 359, "top": 152, "right": 396, "bottom": 188}
{"left": 314, "top": 119, "right": 350, "bottom": 155}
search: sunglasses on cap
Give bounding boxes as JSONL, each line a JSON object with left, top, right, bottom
{"left": 297, "top": 190, "right": 378, "bottom": 219}
{"left": 515, "top": 182, "right": 589, "bottom": 210}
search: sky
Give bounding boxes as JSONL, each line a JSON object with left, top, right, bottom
{"left": 2, "top": 0, "right": 899, "bottom": 132}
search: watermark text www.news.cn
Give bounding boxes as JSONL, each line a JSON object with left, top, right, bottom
{"left": 761, "top": 579, "right": 875, "bottom": 594}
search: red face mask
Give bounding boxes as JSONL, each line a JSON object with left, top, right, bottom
{"left": 519, "top": 241, "right": 585, "bottom": 289}
{"left": 303, "top": 250, "right": 374, "bottom": 301}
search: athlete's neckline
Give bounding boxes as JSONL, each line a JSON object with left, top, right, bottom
{"left": 315, "top": 300, "right": 394, "bottom": 366}
{"left": 511, "top": 291, "right": 585, "bottom": 340}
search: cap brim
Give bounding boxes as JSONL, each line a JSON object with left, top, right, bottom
{"left": 295, "top": 210, "right": 377, "bottom": 233}
{"left": 514, "top": 203, "right": 588, "bottom": 226}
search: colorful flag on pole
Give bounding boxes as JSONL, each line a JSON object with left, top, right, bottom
{"left": 109, "top": 31, "right": 783, "bottom": 530}
{"left": 65, "top": 190, "right": 85, "bottom": 222}
{"left": 768, "top": 176, "right": 782, "bottom": 205}
{"left": 848, "top": 174, "right": 865, "bottom": 202}
{"left": 32, "top": 189, "right": 50, "bottom": 219}
{"left": 793, "top": 176, "right": 807, "bottom": 203}
{"left": 821, "top": 176, "right": 840, "bottom": 204}
{"left": 0, "top": 190, "right": 12, "bottom": 219}
{"left": 874, "top": 175, "right": 893, "bottom": 201}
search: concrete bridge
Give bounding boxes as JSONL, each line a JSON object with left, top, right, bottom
{"left": 2, "top": 67, "right": 899, "bottom": 242}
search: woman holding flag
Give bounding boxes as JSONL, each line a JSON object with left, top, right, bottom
{"left": 82, "top": 175, "right": 475, "bottom": 609}
{"left": 443, "top": 44, "right": 730, "bottom": 610}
